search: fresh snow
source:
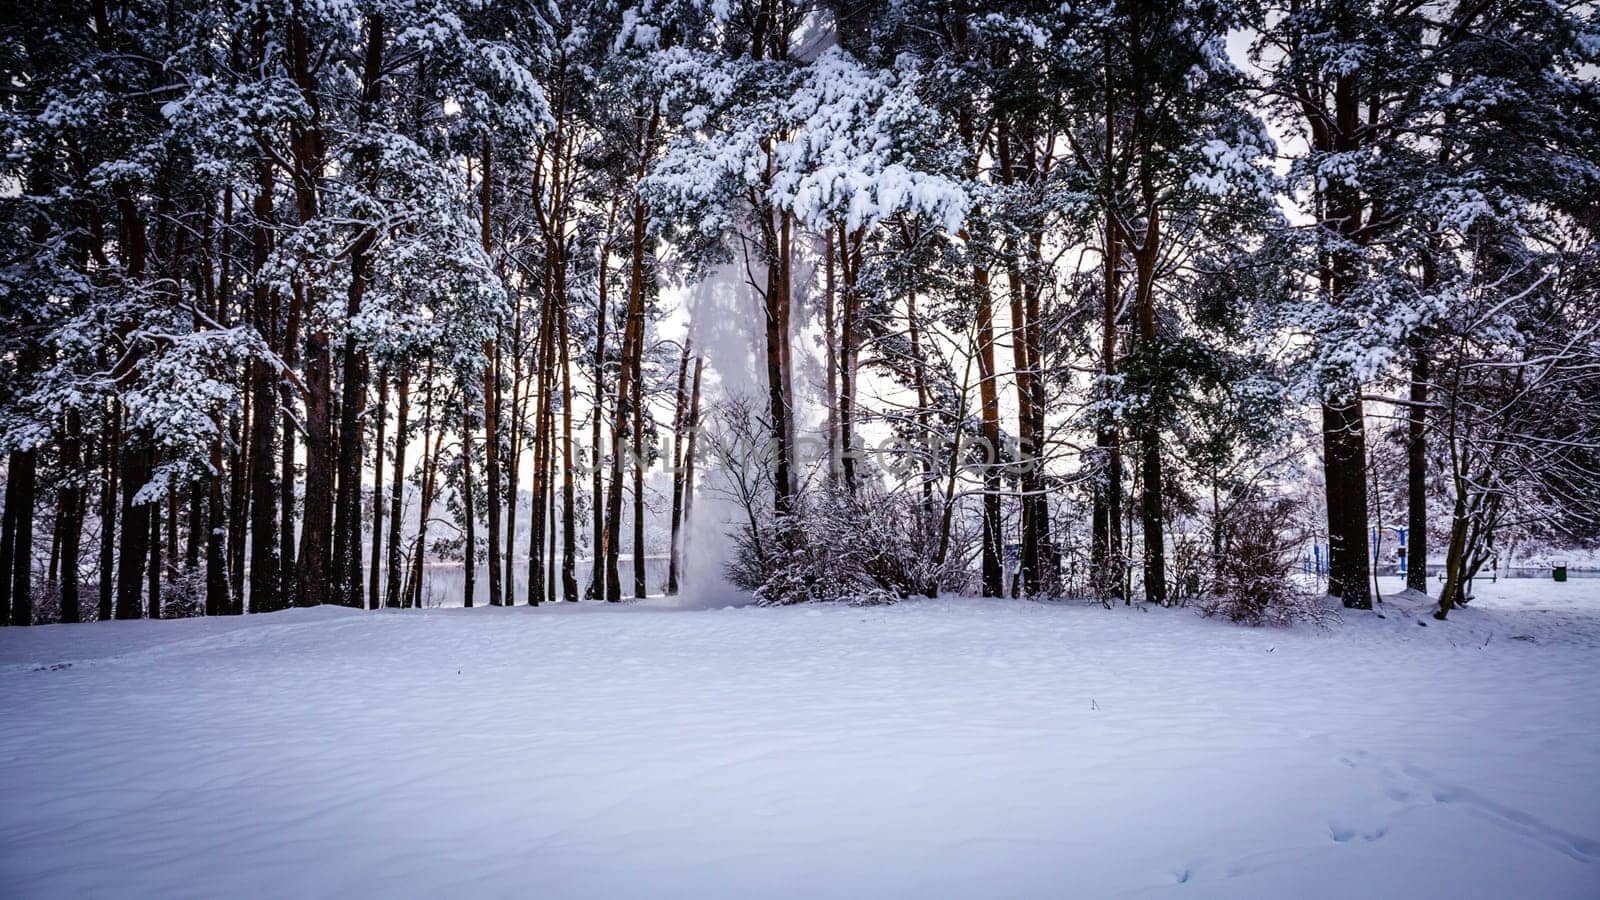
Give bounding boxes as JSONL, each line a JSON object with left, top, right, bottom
{"left": 2, "top": 578, "right": 1598, "bottom": 898}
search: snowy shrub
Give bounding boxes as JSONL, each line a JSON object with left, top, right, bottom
{"left": 728, "top": 485, "right": 962, "bottom": 605}
{"left": 161, "top": 570, "right": 206, "bottom": 619}
{"left": 32, "top": 581, "right": 103, "bottom": 623}
{"left": 1197, "top": 495, "right": 1317, "bottom": 626}
{"left": 26, "top": 580, "right": 58, "bottom": 625}
{"left": 1167, "top": 529, "right": 1209, "bottom": 606}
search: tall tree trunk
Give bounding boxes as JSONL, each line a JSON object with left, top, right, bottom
{"left": 995, "top": 126, "right": 1047, "bottom": 600}
{"left": 1407, "top": 340, "right": 1430, "bottom": 594}
{"left": 206, "top": 438, "right": 229, "bottom": 616}
{"left": 98, "top": 400, "right": 120, "bottom": 620}
{"left": 546, "top": 421, "right": 557, "bottom": 604}
{"left": 165, "top": 489, "right": 179, "bottom": 582}
{"left": 972, "top": 260, "right": 1004, "bottom": 598}
{"left": 1133, "top": 212, "right": 1167, "bottom": 605}
{"left": 1323, "top": 397, "right": 1373, "bottom": 608}
{"left": 462, "top": 408, "right": 476, "bottom": 609}
{"left": 837, "top": 225, "right": 863, "bottom": 494}
{"left": 185, "top": 481, "right": 203, "bottom": 572}
{"left": 558, "top": 279, "right": 578, "bottom": 602}
{"left": 414, "top": 420, "right": 445, "bottom": 609}
{"left": 681, "top": 356, "right": 703, "bottom": 563}
{"left": 605, "top": 197, "right": 649, "bottom": 602}
{"left": 332, "top": 337, "right": 369, "bottom": 608}
{"left": 590, "top": 247, "right": 609, "bottom": 599}
{"left": 481, "top": 139, "right": 503, "bottom": 607}
{"left": 385, "top": 368, "right": 409, "bottom": 608}
{"left": 332, "top": 332, "right": 369, "bottom": 608}
{"left": 1005, "top": 255, "right": 1041, "bottom": 598}
{"left": 47, "top": 500, "right": 61, "bottom": 588}
{"left": 1303, "top": 62, "right": 1375, "bottom": 610}
{"left": 484, "top": 338, "right": 502, "bottom": 606}
{"left": 297, "top": 326, "right": 333, "bottom": 608}
{"left": 247, "top": 157, "right": 281, "bottom": 614}
{"left": 406, "top": 366, "right": 440, "bottom": 609}
{"left": 0, "top": 454, "right": 14, "bottom": 625}
{"left": 369, "top": 371, "right": 388, "bottom": 609}
{"left": 759, "top": 208, "right": 794, "bottom": 516}
{"left": 762, "top": 207, "right": 796, "bottom": 514}
{"left": 228, "top": 391, "right": 248, "bottom": 613}
{"left": 58, "top": 411, "right": 84, "bottom": 623}
{"left": 113, "top": 184, "right": 154, "bottom": 621}
{"left": 503, "top": 298, "right": 525, "bottom": 602}
{"left": 215, "top": 188, "right": 243, "bottom": 615}
{"left": 1092, "top": 48, "right": 1124, "bottom": 604}
{"left": 279, "top": 287, "right": 297, "bottom": 584}
{"left": 7, "top": 449, "right": 35, "bottom": 625}
{"left": 332, "top": 12, "right": 383, "bottom": 610}
{"left": 631, "top": 319, "right": 646, "bottom": 600}
{"left": 666, "top": 342, "right": 692, "bottom": 595}
{"left": 115, "top": 446, "right": 152, "bottom": 619}
{"left": 287, "top": 8, "right": 328, "bottom": 610}
{"left": 147, "top": 502, "right": 162, "bottom": 618}
{"left": 1436, "top": 419, "right": 1470, "bottom": 621}
{"left": 1023, "top": 236, "right": 1054, "bottom": 592}
{"left": 528, "top": 287, "right": 554, "bottom": 607}
{"left": 824, "top": 234, "right": 839, "bottom": 483}
{"left": 907, "top": 290, "right": 934, "bottom": 519}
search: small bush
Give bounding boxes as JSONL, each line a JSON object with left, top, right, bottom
{"left": 161, "top": 569, "right": 206, "bottom": 618}
{"left": 1197, "top": 494, "right": 1317, "bottom": 626}
{"left": 727, "top": 485, "right": 964, "bottom": 605}
{"left": 27, "top": 579, "right": 59, "bottom": 625}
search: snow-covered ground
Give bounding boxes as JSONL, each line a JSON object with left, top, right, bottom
{"left": 2, "top": 577, "right": 1597, "bottom": 898}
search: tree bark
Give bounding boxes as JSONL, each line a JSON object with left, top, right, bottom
{"left": 528, "top": 284, "right": 554, "bottom": 607}
{"left": 369, "top": 371, "right": 387, "bottom": 609}
{"left": 246, "top": 142, "right": 282, "bottom": 613}
{"left": 206, "top": 437, "right": 229, "bottom": 616}
{"left": 113, "top": 183, "right": 154, "bottom": 620}
{"left": 297, "top": 324, "right": 333, "bottom": 608}
{"left": 462, "top": 408, "right": 476, "bottom": 609}
{"left": 683, "top": 357, "right": 703, "bottom": 522}
{"left": 98, "top": 400, "right": 120, "bottom": 620}
{"left": 630, "top": 286, "right": 646, "bottom": 600}
{"left": 558, "top": 274, "right": 578, "bottom": 602}
{"left": 332, "top": 12, "right": 383, "bottom": 610}
{"left": 837, "top": 225, "right": 863, "bottom": 494}
{"left": 0, "top": 455, "right": 13, "bottom": 625}
{"left": 605, "top": 196, "right": 649, "bottom": 602}
{"left": 1132, "top": 211, "right": 1167, "bottom": 605}
{"left": 503, "top": 295, "right": 525, "bottom": 603}
{"left": 590, "top": 247, "right": 608, "bottom": 600}
{"left": 58, "top": 411, "right": 84, "bottom": 623}
{"left": 994, "top": 110, "right": 1049, "bottom": 597}
{"left": 666, "top": 343, "right": 692, "bottom": 595}
{"left": 7, "top": 450, "right": 35, "bottom": 625}
{"left": 287, "top": 7, "right": 328, "bottom": 610}
{"left": 147, "top": 499, "right": 162, "bottom": 618}
{"left": 1323, "top": 398, "right": 1373, "bottom": 608}
{"left": 972, "top": 260, "right": 1004, "bottom": 598}
{"left": 1091, "top": 44, "right": 1125, "bottom": 603}
{"left": 385, "top": 368, "right": 409, "bottom": 608}
{"left": 405, "top": 366, "right": 441, "bottom": 609}
{"left": 481, "top": 138, "right": 503, "bottom": 607}
{"left": 1407, "top": 340, "right": 1430, "bottom": 594}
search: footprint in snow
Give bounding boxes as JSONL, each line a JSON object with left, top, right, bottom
{"left": 1339, "top": 754, "right": 1600, "bottom": 864}
{"left": 1329, "top": 820, "right": 1389, "bottom": 843}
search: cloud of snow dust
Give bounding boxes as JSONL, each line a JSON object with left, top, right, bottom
{"left": 668, "top": 263, "right": 762, "bottom": 608}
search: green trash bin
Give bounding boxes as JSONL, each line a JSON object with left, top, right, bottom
{"left": 1554, "top": 565, "right": 1568, "bottom": 582}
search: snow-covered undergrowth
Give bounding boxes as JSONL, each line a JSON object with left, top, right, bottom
{"left": 1, "top": 578, "right": 1597, "bottom": 898}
